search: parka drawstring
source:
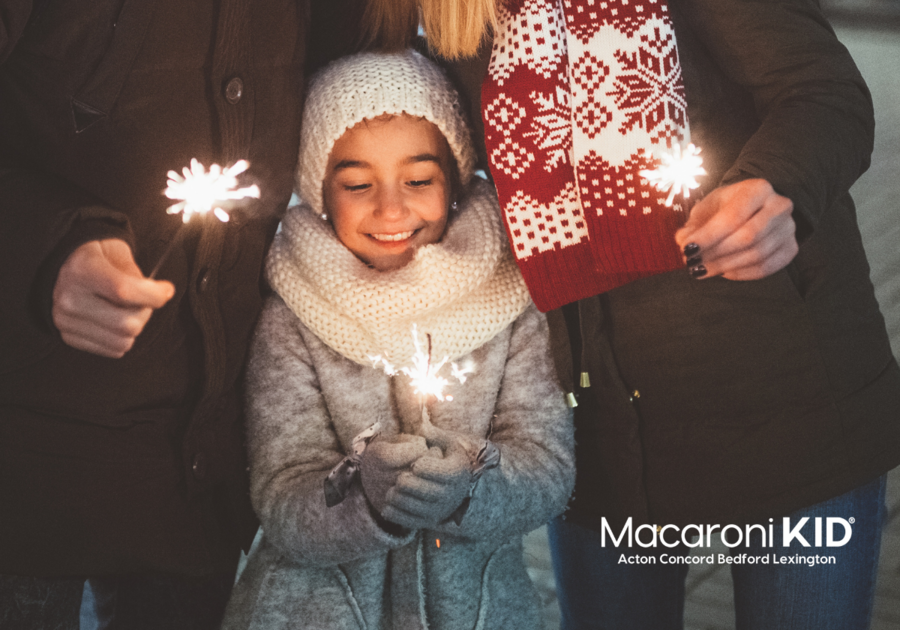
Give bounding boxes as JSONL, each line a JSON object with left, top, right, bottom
{"left": 577, "top": 299, "right": 591, "bottom": 390}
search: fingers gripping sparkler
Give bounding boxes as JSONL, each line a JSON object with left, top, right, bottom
{"left": 324, "top": 328, "right": 491, "bottom": 516}
{"left": 368, "top": 327, "right": 494, "bottom": 526}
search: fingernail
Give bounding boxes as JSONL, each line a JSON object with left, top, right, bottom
{"left": 689, "top": 264, "right": 707, "bottom": 279}
{"left": 685, "top": 256, "right": 702, "bottom": 267}
{"left": 683, "top": 242, "right": 700, "bottom": 257}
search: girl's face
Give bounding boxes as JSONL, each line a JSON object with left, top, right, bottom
{"left": 323, "top": 114, "right": 454, "bottom": 271}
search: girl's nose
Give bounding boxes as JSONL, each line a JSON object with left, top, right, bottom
{"left": 375, "top": 185, "right": 407, "bottom": 219}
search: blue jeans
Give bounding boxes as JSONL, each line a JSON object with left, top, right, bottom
{"left": 548, "top": 476, "right": 887, "bottom": 630}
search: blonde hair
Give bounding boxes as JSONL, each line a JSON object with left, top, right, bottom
{"left": 360, "top": 0, "right": 498, "bottom": 60}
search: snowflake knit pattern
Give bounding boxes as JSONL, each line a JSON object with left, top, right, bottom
{"left": 266, "top": 178, "right": 531, "bottom": 368}
{"left": 483, "top": 0, "right": 691, "bottom": 311}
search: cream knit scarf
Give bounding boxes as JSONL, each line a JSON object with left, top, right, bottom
{"left": 266, "top": 178, "right": 531, "bottom": 367}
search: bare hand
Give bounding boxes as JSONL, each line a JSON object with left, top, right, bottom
{"left": 675, "top": 179, "right": 798, "bottom": 280}
{"left": 52, "top": 239, "right": 175, "bottom": 358}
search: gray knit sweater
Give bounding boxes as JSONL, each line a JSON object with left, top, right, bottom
{"left": 220, "top": 188, "right": 574, "bottom": 630}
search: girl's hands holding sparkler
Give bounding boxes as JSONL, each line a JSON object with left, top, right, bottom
{"left": 360, "top": 434, "right": 429, "bottom": 516}
{"left": 53, "top": 239, "right": 175, "bottom": 358}
{"left": 381, "top": 437, "right": 473, "bottom": 530}
{"left": 675, "top": 178, "right": 798, "bottom": 281}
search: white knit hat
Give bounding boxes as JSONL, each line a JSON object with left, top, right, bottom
{"left": 297, "top": 50, "right": 476, "bottom": 216}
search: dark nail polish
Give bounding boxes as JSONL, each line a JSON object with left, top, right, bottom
{"left": 689, "top": 264, "right": 707, "bottom": 279}
{"left": 685, "top": 256, "right": 702, "bottom": 267}
{"left": 683, "top": 242, "right": 700, "bottom": 258}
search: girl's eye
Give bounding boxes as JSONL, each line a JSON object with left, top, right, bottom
{"left": 344, "top": 183, "right": 370, "bottom": 192}
{"left": 408, "top": 179, "right": 432, "bottom": 188}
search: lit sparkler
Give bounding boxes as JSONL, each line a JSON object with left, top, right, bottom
{"left": 365, "top": 327, "right": 495, "bottom": 526}
{"left": 150, "top": 159, "right": 260, "bottom": 278}
{"left": 368, "top": 325, "right": 473, "bottom": 403}
{"left": 639, "top": 143, "right": 706, "bottom": 207}
{"left": 164, "top": 159, "right": 259, "bottom": 223}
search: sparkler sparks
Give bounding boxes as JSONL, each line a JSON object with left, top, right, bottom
{"left": 639, "top": 143, "right": 706, "bottom": 207}
{"left": 368, "top": 326, "right": 474, "bottom": 402}
{"left": 150, "top": 158, "right": 260, "bottom": 279}
{"left": 451, "top": 362, "right": 475, "bottom": 385}
{"left": 164, "top": 159, "right": 260, "bottom": 223}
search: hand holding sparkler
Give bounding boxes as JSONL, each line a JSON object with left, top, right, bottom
{"left": 384, "top": 422, "right": 501, "bottom": 528}
{"left": 674, "top": 178, "right": 798, "bottom": 281}
{"left": 366, "top": 327, "right": 498, "bottom": 527}
{"left": 52, "top": 238, "right": 174, "bottom": 358}
{"left": 379, "top": 432, "right": 474, "bottom": 531}
{"left": 52, "top": 158, "right": 260, "bottom": 358}
{"left": 356, "top": 433, "right": 428, "bottom": 514}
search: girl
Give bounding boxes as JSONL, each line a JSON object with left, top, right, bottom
{"left": 221, "top": 50, "right": 574, "bottom": 630}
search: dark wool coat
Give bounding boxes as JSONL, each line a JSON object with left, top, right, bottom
{"left": 446, "top": 0, "right": 900, "bottom": 530}
{"left": 0, "top": 0, "right": 360, "bottom": 577}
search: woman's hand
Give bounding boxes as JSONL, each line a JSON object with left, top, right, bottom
{"left": 52, "top": 239, "right": 175, "bottom": 358}
{"left": 674, "top": 179, "right": 799, "bottom": 280}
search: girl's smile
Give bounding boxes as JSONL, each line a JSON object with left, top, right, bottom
{"left": 369, "top": 230, "right": 416, "bottom": 242}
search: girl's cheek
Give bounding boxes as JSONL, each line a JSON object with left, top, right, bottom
{"left": 425, "top": 190, "right": 450, "bottom": 220}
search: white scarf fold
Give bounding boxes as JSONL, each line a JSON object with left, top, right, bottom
{"left": 266, "top": 178, "right": 531, "bottom": 367}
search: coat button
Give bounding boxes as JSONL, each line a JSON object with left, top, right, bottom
{"left": 196, "top": 268, "right": 210, "bottom": 293}
{"left": 224, "top": 77, "right": 243, "bottom": 104}
{"left": 192, "top": 453, "right": 207, "bottom": 480}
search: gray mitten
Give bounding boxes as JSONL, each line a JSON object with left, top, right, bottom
{"left": 359, "top": 434, "right": 429, "bottom": 516}
{"left": 381, "top": 439, "right": 474, "bottom": 530}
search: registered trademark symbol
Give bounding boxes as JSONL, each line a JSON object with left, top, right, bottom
{"left": 849, "top": 517, "right": 856, "bottom": 524}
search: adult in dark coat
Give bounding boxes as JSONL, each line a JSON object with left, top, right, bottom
{"left": 0, "top": 1, "right": 361, "bottom": 628}
{"left": 434, "top": 0, "right": 900, "bottom": 627}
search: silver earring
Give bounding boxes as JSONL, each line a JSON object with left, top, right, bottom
{"left": 451, "top": 201, "right": 458, "bottom": 212}
{"left": 320, "top": 213, "right": 328, "bottom": 221}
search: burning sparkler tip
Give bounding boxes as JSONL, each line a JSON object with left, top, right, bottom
{"left": 639, "top": 142, "right": 706, "bottom": 208}
{"left": 163, "top": 158, "right": 259, "bottom": 224}
{"left": 371, "top": 328, "right": 474, "bottom": 402}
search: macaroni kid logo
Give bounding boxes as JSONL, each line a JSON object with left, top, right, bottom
{"left": 606, "top": 516, "right": 853, "bottom": 567}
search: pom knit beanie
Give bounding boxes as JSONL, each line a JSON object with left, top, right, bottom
{"left": 297, "top": 50, "right": 476, "bottom": 216}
